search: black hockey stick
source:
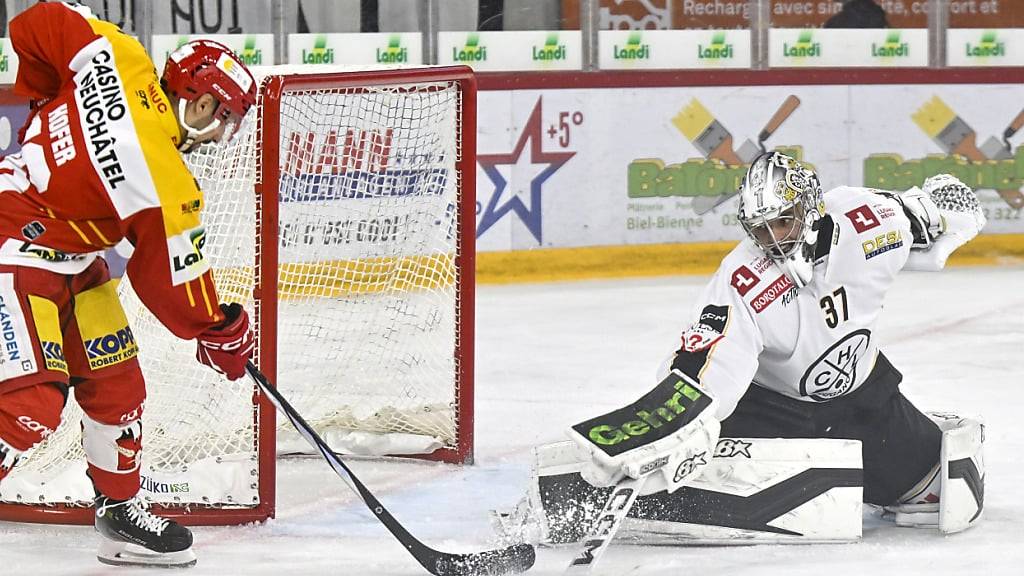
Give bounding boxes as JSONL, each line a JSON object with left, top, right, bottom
{"left": 245, "top": 361, "right": 536, "bottom": 576}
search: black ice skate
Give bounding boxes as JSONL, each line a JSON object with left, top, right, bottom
{"left": 94, "top": 495, "right": 196, "bottom": 567}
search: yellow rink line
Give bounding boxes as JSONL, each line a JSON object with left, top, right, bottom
{"left": 475, "top": 234, "right": 1024, "bottom": 285}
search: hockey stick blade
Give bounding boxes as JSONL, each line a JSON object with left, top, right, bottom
{"left": 245, "top": 362, "right": 536, "bottom": 576}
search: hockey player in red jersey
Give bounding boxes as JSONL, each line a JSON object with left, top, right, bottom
{"left": 0, "top": 2, "right": 257, "bottom": 567}
{"left": 497, "top": 152, "right": 987, "bottom": 552}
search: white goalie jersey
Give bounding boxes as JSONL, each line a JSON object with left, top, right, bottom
{"left": 673, "top": 186, "right": 919, "bottom": 420}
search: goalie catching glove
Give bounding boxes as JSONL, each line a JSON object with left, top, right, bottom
{"left": 196, "top": 303, "right": 255, "bottom": 380}
{"left": 891, "top": 174, "right": 987, "bottom": 271}
{"left": 566, "top": 370, "right": 720, "bottom": 494}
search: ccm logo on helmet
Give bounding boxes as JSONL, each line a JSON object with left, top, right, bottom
{"left": 17, "top": 416, "right": 54, "bottom": 439}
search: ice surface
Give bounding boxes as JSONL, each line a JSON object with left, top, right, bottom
{"left": 3, "top": 266, "right": 1022, "bottom": 575}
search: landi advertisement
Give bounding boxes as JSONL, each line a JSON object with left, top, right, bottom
{"left": 474, "top": 84, "right": 1024, "bottom": 252}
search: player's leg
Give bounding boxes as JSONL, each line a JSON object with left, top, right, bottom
{"left": 882, "top": 410, "right": 984, "bottom": 534}
{"left": 64, "top": 261, "right": 195, "bottom": 567}
{"left": 0, "top": 264, "right": 75, "bottom": 482}
{"left": 824, "top": 352, "right": 983, "bottom": 533}
{"left": 494, "top": 382, "right": 863, "bottom": 545}
{"left": 0, "top": 383, "right": 66, "bottom": 482}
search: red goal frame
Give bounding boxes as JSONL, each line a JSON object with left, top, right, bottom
{"left": 0, "top": 66, "right": 477, "bottom": 526}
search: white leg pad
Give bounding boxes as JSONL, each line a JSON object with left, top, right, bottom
{"left": 622, "top": 437, "right": 863, "bottom": 544}
{"left": 888, "top": 412, "right": 985, "bottom": 533}
{"left": 937, "top": 414, "right": 985, "bottom": 533}
{"left": 498, "top": 438, "right": 863, "bottom": 546}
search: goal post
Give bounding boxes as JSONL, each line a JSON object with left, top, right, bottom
{"left": 0, "top": 65, "right": 477, "bottom": 525}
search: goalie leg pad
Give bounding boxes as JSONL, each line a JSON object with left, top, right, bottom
{"left": 496, "top": 437, "right": 863, "bottom": 546}
{"left": 887, "top": 412, "right": 985, "bottom": 533}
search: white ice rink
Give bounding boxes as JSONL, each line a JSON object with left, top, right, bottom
{"left": 3, "top": 265, "right": 1023, "bottom": 575}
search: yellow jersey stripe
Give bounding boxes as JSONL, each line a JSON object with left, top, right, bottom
{"left": 198, "top": 275, "right": 214, "bottom": 318}
{"left": 66, "top": 220, "right": 94, "bottom": 246}
{"left": 184, "top": 280, "right": 196, "bottom": 307}
{"left": 86, "top": 221, "right": 114, "bottom": 246}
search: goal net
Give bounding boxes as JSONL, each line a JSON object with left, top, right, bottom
{"left": 0, "top": 65, "right": 476, "bottom": 524}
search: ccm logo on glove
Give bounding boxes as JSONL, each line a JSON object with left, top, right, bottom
{"left": 196, "top": 303, "right": 254, "bottom": 380}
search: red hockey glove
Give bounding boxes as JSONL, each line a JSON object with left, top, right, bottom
{"left": 196, "top": 303, "right": 254, "bottom": 381}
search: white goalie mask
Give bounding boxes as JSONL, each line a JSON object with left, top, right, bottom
{"left": 737, "top": 152, "right": 825, "bottom": 288}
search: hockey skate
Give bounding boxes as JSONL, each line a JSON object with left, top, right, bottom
{"left": 94, "top": 495, "right": 196, "bottom": 567}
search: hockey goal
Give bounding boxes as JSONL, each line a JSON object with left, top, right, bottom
{"left": 0, "top": 65, "right": 476, "bottom": 525}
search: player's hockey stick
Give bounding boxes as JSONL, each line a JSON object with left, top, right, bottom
{"left": 245, "top": 362, "right": 536, "bottom": 576}
{"left": 562, "top": 475, "right": 647, "bottom": 575}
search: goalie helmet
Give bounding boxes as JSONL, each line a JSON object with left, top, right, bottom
{"left": 737, "top": 152, "right": 825, "bottom": 288}
{"left": 161, "top": 40, "right": 257, "bottom": 151}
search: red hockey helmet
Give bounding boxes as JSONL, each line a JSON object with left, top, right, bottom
{"left": 161, "top": 40, "right": 257, "bottom": 149}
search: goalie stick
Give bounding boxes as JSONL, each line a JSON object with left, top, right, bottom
{"left": 562, "top": 475, "right": 647, "bottom": 575}
{"left": 245, "top": 362, "right": 536, "bottom": 576}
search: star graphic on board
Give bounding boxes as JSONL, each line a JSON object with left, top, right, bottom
{"left": 477, "top": 98, "right": 576, "bottom": 244}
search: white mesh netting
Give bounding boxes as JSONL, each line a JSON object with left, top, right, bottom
{"left": 0, "top": 66, "right": 467, "bottom": 510}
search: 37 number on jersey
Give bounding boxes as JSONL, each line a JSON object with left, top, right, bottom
{"left": 819, "top": 286, "right": 849, "bottom": 329}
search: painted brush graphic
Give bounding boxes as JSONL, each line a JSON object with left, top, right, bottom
{"left": 912, "top": 96, "right": 1024, "bottom": 209}
{"left": 674, "top": 95, "right": 801, "bottom": 214}
{"left": 980, "top": 107, "right": 1024, "bottom": 160}
{"left": 673, "top": 98, "right": 744, "bottom": 165}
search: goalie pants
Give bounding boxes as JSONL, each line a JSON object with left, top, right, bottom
{"left": 721, "top": 352, "right": 940, "bottom": 506}
{"left": 0, "top": 259, "right": 146, "bottom": 500}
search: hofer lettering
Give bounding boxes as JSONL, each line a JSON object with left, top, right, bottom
{"left": 751, "top": 274, "right": 794, "bottom": 313}
{"left": 48, "top": 103, "right": 77, "bottom": 166}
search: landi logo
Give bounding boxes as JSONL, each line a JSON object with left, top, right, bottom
{"left": 872, "top": 31, "right": 909, "bottom": 58}
{"left": 783, "top": 30, "right": 821, "bottom": 58}
{"left": 378, "top": 35, "right": 408, "bottom": 63}
{"left": 240, "top": 37, "right": 263, "bottom": 65}
{"left": 303, "top": 35, "right": 335, "bottom": 64}
{"left": 698, "top": 32, "right": 733, "bottom": 61}
{"left": 533, "top": 33, "right": 566, "bottom": 62}
{"left": 0, "top": 45, "right": 8, "bottom": 73}
{"left": 864, "top": 95, "right": 1024, "bottom": 209}
{"left": 965, "top": 30, "right": 1005, "bottom": 58}
{"left": 614, "top": 31, "right": 650, "bottom": 60}
{"left": 453, "top": 34, "right": 487, "bottom": 62}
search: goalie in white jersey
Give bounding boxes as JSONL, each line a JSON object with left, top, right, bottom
{"left": 498, "top": 152, "right": 987, "bottom": 546}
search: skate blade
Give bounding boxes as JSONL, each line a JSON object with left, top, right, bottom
{"left": 97, "top": 539, "right": 197, "bottom": 568}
